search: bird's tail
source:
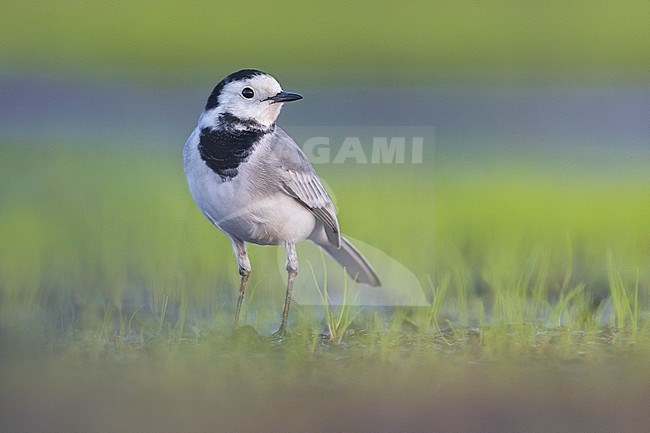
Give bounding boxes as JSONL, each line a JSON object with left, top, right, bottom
{"left": 318, "top": 236, "right": 381, "bottom": 287}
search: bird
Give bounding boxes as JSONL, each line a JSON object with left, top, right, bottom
{"left": 183, "top": 69, "right": 380, "bottom": 335}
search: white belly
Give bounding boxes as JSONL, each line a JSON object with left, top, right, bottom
{"left": 201, "top": 181, "right": 316, "bottom": 245}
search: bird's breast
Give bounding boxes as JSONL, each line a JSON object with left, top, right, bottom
{"left": 184, "top": 133, "right": 316, "bottom": 245}
{"left": 197, "top": 126, "right": 266, "bottom": 180}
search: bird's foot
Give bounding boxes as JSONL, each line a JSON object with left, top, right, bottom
{"left": 268, "top": 325, "right": 287, "bottom": 343}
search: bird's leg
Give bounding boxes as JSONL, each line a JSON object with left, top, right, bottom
{"left": 234, "top": 271, "right": 249, "bottom": 328}
{"left": 275, "top": 242, "right": 298, "bottom": 336}
{"left": 231, "top": 239, "right": 251, "bottom": 329}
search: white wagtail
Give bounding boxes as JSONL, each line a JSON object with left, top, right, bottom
{"left": 183, "top": 69, "right": 380, "bottom": 335}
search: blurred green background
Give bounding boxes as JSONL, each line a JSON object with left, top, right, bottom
{"left": 1, "top": 1, "right": 650, "bottom": 432}
{"left": 2, "top": 0, "right": 649, "bottom": 84}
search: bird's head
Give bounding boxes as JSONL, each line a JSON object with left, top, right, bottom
{"left": 199, "top": 69, "right": 302, "bottom": 130}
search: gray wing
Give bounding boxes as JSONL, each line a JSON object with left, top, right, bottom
{"left": 270, "top": 128, "right": 341, "bottom": 247}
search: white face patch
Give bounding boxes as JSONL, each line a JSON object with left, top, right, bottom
{"left": 200, "top": 74, "right": 286, "bottom": 129}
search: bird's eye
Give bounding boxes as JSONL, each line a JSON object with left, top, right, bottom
{"left": 241, "top": 87, "right": 254, "bottom": 99}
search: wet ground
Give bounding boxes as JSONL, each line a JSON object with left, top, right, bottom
{"left": 2, "top": 327, "right": 650, "bottom": 433}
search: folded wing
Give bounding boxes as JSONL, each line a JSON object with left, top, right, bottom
{"left": 281, "top": 169, "right": 341, "bottom": 248}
